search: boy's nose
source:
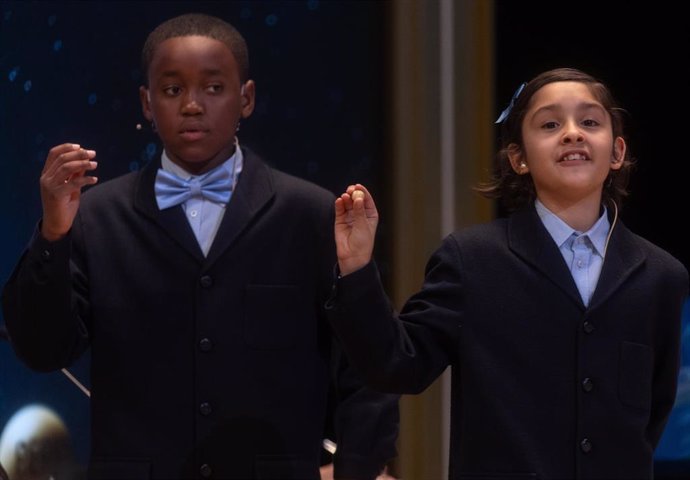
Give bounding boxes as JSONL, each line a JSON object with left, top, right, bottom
{"left": 181, "top": 94, "right": 203, "bottom": 115}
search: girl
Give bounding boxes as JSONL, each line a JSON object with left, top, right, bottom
{"left": 330, "top": 67, "right": 689, "bottom": 480}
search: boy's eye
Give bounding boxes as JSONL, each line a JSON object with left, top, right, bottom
{"left": 206, "top": 84, "right": 223, "bottom": 94}
{"left": 163, "top": 86, "right": 182, "bottom": 96}
{"left": 582, "top": 118, "right": 600, "bottom": 127}
{"left": 541, "top": 121, "right": 559, "bottom": 130}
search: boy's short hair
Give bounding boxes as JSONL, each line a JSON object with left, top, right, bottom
{"left": 141, "top": 13, "right": 249, "bottom": 84}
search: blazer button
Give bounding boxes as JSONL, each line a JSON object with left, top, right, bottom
{"left": 200, "top": 463, "right": 212, "bottom": 478}
{"left": 41, "top": 249, "right": 52, "bottom": 261}
{"left": 199, "top": 275, "right": 213, "bottom": 288}
{"left": 580, "top": 438, "right": 592, "bottom": 453}
{"left": 583, "top": 321, "right": 594, "bottom": 334}
{"left": 582, "top": 377, "right": 594, "bottom": 392}
{"left": 199, "top": 338, "right": 213, "bottom": 352}
{"left": 199, "top": 402, "right": 212, "bottom": 416}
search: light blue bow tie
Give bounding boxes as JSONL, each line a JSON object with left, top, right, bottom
{"left": 155, "top": 166, "right": 233, "bottom": 210}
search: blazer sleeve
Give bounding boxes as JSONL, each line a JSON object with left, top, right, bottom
{"left": 310, "top": 190, "right": 399, "bottom": 479}
{"left": 647, "top": 260, "right": 689, "bottom": 448}
{"left": 327, "top": 234, "right": 463, "bottom": 395}
{"left": 1, "top": 222, "right": 90, "bottom": 371}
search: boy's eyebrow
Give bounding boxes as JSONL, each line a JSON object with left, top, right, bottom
{"left": 158, "top": 68, "right": 226, "bottom": 79}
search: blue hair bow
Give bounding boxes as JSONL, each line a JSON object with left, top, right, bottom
{"left": 495, "top": 81, "right": 526, "bottom": 124}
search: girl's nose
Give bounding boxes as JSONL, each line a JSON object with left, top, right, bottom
{"left": 561, "top": 120, "right": 584, "bottom": 144}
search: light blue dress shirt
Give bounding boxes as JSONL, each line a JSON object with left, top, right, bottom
{"left": 160, "top": 143, "right": 243, "bottom": 256}
{"left": 535, "top": 199, "right": 610, "bottom": 306}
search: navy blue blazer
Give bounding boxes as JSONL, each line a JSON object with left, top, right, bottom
{"left": 2, "top": 147, "right": 399, "bottom": 479}
{"left": 328, "top": 206, "right": 688, "bottom": 480}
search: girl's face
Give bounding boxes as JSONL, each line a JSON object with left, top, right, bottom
{"left": 509, "top": 81, "right": 625, "bottom": 208}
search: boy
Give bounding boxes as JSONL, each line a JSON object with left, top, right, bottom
{"left": 2, "top": 13, "right": 398, "bottom": 479}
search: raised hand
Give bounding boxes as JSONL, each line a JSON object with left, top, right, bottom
{"left": 334, "top": 183, "right": 378, "bottom": 276}
{"left": 40, "top": 143, "right": 98, "bottom": 241}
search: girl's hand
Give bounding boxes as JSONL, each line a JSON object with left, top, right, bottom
{"left": 334, "top": 183, "right": 378, "bottom": 276}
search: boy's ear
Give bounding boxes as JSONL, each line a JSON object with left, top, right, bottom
{"left": 240, "top": 80, "right": 256, "bottom": 118}
{"left": 139, "top": 86, "right": 153, "bottom": 121}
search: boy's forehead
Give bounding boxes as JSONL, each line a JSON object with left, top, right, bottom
{"left": 153, "top": 36, "right": 234, "bottom": 60}
{"left": 150, "top": 36, "right": 239, "bottom": 72}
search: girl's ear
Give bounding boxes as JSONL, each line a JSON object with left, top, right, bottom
{"left": 610, "top": 137, "right": 626, "bottom": 170}
{"left": 508, "top": 144, "right": 528, "bottom": 174}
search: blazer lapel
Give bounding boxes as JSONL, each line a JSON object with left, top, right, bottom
{"left": 204, "top": 148, "right": 275, "bottom": 267}
{"left": 133, "top": 159, "right": 205, "bottom": 262}
{"left": 589, "top": 220, "right": 645, "bottom": 310}
{"left": 508, "top": 207, "right": 584, "bottom": 308}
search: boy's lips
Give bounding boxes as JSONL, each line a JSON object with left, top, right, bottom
{"left": 179, "top": 129, "right": 209, "bottom": 141}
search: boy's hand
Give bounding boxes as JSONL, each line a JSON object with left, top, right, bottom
{"left": 40, "top": 143, "right": 98, "bottom": 241}
{"left": 334, "top": 183, "right": 378, "bottom": 276}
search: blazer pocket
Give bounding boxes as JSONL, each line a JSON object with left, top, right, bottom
{"left": 245, "top": 285, "right": 312, "bottom": 349}
{"left": 618, "top": 340, "right": 652, "bottom": 410}
{"left": 254, "top": 454, "right": 318, "bottom": 479}
{"left": 88, "top": 459, "right": 151, "bottom": 479}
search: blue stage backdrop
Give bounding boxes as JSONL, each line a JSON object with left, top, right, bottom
{"left": 0, "top": 0, "right": 387, "bottom": 474}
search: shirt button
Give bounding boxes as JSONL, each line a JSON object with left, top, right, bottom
{"left": 190, "top": 210, "right": 198, "bottom": 218}
{"left": 199, "top": 275, "right": 213, "bottom": 288}
{"left": 199, "top": 402, "right": 212, "bottom": 416}
{"left": 582, "top": 377, "right": 594, "bottom": 392}
{"left": 576, "top": 260, "right": 583, "bottom": 268}
{"left": 200, "top": 464, "right": 212, "bottom": 478}
{"left": 583, "top": 321, "right": 594, "bottom": 334}
{"left": 580, "top": 438, "right": 592, "bottom": 453}
{"left": 199, "top": 338, "right": 213, "bottom": 352}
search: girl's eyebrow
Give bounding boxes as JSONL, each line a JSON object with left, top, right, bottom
{"left": 530, "top": 102, "right": 606, "bottom": 118}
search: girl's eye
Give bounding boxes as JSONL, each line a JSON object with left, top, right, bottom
{"left": 163, "top": 86, "right": 182, "bottom": 96}
{"left": 582, "top": 119, "right": 600, "bottom": 127}
{"left": 541, "top": 121, "right": 558, "bottom": 130}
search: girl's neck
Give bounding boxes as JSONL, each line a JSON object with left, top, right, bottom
{"left": 537, "top": 193, "right": 602, "bottom": 232}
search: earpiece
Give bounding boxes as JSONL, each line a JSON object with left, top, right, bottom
{"left": 519, "top": 162, "right": 527, "bottom": 168}
{"left": 146, "top": 90, "right": 151, "bottom": 102}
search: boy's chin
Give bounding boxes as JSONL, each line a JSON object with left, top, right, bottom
{"left": 171, "top": 153, "right": 231, "bottom": 174}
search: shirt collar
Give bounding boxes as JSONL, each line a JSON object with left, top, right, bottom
{"left": 535, "top": 199, "right": 610, "bottom": 257}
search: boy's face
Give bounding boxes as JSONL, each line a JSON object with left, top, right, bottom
{"left": 140, "top": 35, "right": 254, "bottom": 175}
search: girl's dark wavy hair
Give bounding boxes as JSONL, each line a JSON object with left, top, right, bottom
{"left": 476, "top": 67, "right": 634, "bottom": 212}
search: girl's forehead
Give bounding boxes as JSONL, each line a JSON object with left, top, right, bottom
{"left": 530, "top": 81, "right": 598, "bottom": 106}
